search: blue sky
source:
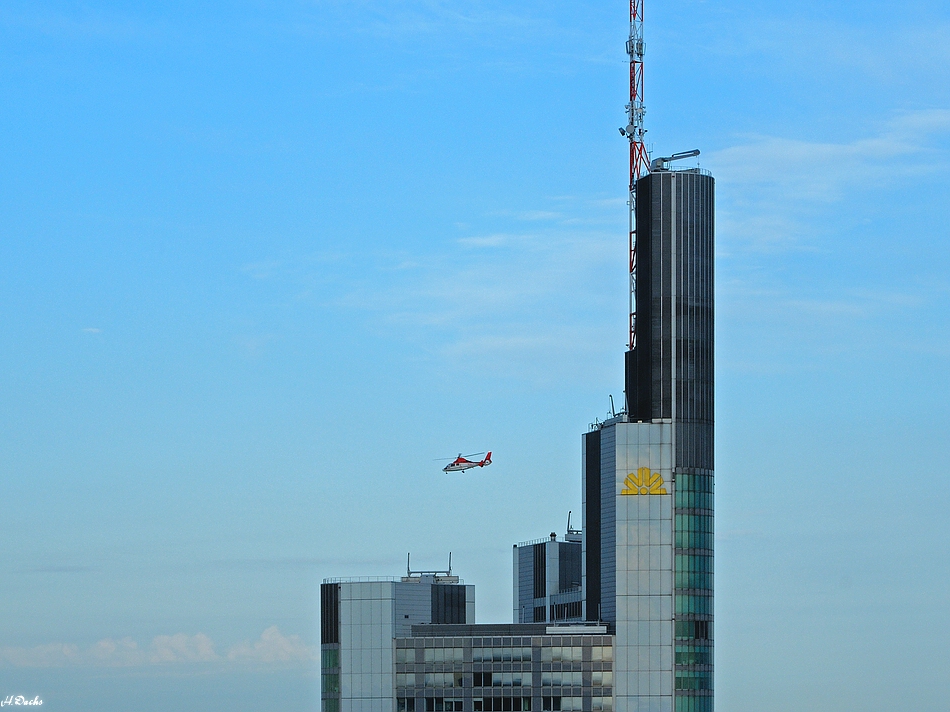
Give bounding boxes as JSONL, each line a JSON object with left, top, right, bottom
{"left": 1, "top": 0, "right": 949, "bottom": 710}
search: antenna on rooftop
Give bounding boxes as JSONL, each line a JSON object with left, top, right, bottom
{"left": 567, "top": 511, "right": 582, "bottom": 541}
{"left": 620, "top": 0, "right": 650, "bottom": 351}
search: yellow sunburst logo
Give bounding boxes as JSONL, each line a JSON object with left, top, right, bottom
{"left": 621, "top": 467, "right": 668, "bottom": 495}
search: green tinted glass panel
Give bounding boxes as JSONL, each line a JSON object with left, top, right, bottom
{"left": 674, "top": 696, "right": 713, "bottom": 712}
{"left": 674, "top": 670, "right": 713, "bottom": 691}
{"left": 322, "top": 648, "right": 340, "bottom": 669}
{"left": 675, "top": 595, "right": 713, "bottom": 615}
{"left": 675, "top": 620, "right": 713, "bottom": 641}
{"left": 674, "top": 645, "right": 713, "bottom": 665}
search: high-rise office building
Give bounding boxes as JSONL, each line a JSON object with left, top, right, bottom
{"left": 319, "top": 166, "right": 714, "bottom": 712}
{"left": 584, "top": 168, "right": 714, "bottom": 712}
{"left": 512, "top": 528, "right": 583, "bottom": 624}
{"left": 321, "top": 570, "right": 475, "bottom": 712}
{"left": 322, "top": 567, "right": 615, "bottom": 712}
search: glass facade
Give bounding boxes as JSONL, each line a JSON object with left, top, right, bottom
{"left": 673, "top": 471, "right": 714, "bottom": 707}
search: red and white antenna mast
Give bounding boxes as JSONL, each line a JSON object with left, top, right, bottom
{"left": 624, "top": 0, "right": 650, "bottom": 350}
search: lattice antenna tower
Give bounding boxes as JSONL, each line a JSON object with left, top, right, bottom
{"left": 623, "top": 0, "right": 651, "bottom": 350}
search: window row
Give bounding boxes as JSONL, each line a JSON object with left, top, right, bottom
{"left": 540, "top": 646, "right": 582, "bottom": 662}
{"left": 321, "top": 673, "right": 340, "bottom": 694}
{"left": 473, "top": 673, "right": 532, "bottom": 687}
{"left": 675, "top": 670, "right": 713, "bottom": 691}
{"left": 543, "top": 671, "right": 582, "bottom": 686}
{"left": 674, "top": 491, "right": 713, "bottom": 511}
{"left": 675, "top": 571, "right": 713, "bottom": 590}
{"left": 542, "top": 697, "right": 585, "bottom": 711}
{"left": 674, "top": 530, "right": 713, "bottom": 550}
{"left": 474, "top": 698, "right": 532, "bottom": 711}
{"left": 675, "top": 645, "right": 712, "bottom": 666}
{"left": 397, "top": 699, "right": 464, "bottom": 712}
{"left": 540, "top": 645, "right": 612, "bottom": 662}
{"left": 675, "top": 554, "right": 713, "bottom": 573}
{"left": 429, "top": 701, "right": 462, "bottom": 712}
{"left": 674, "top": 514, "right": 713, "bottom": 535}
{"left": 322, "top": 700, "right": 340, "bottom": 712}
{"left": 321, "top": 648, "right": 339, "bottom": 669}
{"left": 398, "top": 670, "right": 614, "bottom": 689}
{"left": 675, "top": 474, "right": 713, "bottom": 494}
{"left": 396, "top": 648, "right": 465, "bottom": 664}
{"left": 426, "top": 673, "right": 465, "bottom": 688}
{"left": 675, "top": 594, "right": 713, "bottom": 615}
{"left": 399, "top": 644, "right": 613, "bottom": 666}
{"left": 473, "top": 647, "right": 533, "bottom": 662}
{"left": 674, "top": 696, "right": 713, "bottom": 712}
{"left": 675, "top": 620, "right": 713, "bottom": 641}
{"left": 426, "top": 648, "right": 464, "bottom": 663}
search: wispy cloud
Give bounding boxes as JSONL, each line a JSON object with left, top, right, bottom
{"left": 712, "top": 110, "right": 950, "bottom": 197}
{"left": 0, "top": 6, "right": 164, "bottom": 42}
{"left": 709, "top": 109, "right": 950, "bottom": 254}
{"left": 457, "top": 233, "right": 511, "bottom": 248}
{"left": 517, "top": 210, "right": 561, "bottom": 221}
{"left": 0, "top": 628, "right": 314, "bottom": 669}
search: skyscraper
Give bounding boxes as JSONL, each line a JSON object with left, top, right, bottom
{"left": 583, "top": 167, "right": 714, "bottom": 712}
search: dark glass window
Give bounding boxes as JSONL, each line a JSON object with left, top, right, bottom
{"left": 320, "top": 584, "right": 340, "bottom": 644}
{"left": 473, "top": 699, "right": 531, "bottom": 711}
{"left": 321, "top": 647, "right": 340, "bottom": 669}
{"left": 431, "top": 585, "right": 466, "bottom": 624}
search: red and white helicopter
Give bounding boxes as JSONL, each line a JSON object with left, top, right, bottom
{"left": 440, "top": 452, "right": 492, "bottom": 473}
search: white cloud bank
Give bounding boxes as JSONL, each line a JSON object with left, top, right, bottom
{"left": 0, "top": 627, "right": 314, "bottom": 668}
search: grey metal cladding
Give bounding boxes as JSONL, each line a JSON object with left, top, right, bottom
{"left": 627, "top": 170, "right": 714, "bottom": 471}
{"left": 394, "top": 581, "right": 432, "bottom": 637}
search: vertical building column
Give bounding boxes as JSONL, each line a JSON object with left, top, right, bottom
{"left": 613, "top": 422, "right": 674, "bottom": 712}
